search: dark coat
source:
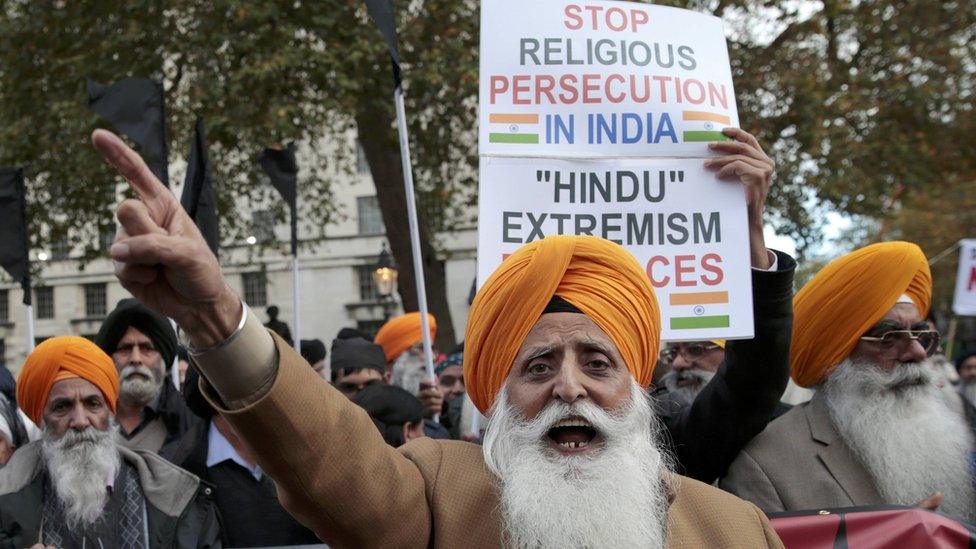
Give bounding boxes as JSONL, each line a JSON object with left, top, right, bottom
{"left": 0, "top": 442, "right": 221, "bottom": 548}
{"left": 656, "top": 250, "right": 795, "bottom": 483}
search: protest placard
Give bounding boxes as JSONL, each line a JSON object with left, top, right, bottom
{"left": 477, "top": 156, "right": 754, "bottom": 341}
{"left": 479, "top": 0, "right": 739, "bottom": 158}
{"left": 952, "top": 239, "right": 976, "bottom": 316}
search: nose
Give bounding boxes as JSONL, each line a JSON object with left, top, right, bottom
{"left": 899, "top": 338, "right": 928, "bottom": 364}
{"left": 68, "top": 403, "right": 92, "bottom": 431}
{"left": 551, "top": 358, "right": 588, "bottom": 405}
{"left": 671, "top": 353, "right": 691, "bottom": 370}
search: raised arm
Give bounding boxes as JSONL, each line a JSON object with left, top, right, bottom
{"left": 94, "top": 130, "right": 432, "bottom": 547}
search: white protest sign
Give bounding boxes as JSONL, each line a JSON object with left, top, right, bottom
{"left": 477, "top": 156, "right": 754, "bottom": 341}
{"left": 953, "top": 239, "right": 976, "bottom": 316}
{"left": 479, "top": 0, "right": 739, "bottom": 157}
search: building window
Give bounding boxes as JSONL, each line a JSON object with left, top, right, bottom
{"left": 84, "top": 283, "right": 107, "bottom": 318}
{"left": 357, "top": 196, "right": 385, "bottom": 235}
{"left": 35, "top": 287, "right": 54, "bottom": 319}
{"left": 357, "top": 265, "right": 382, "bottom": 302}
{"left": 355, "top": 142, "right": 371, "bottom": 175}
{"left": 51, "top": 236, "right": 71, "bottom": 260}
{"left": 251, "top": 210, "right": 275, "bottom": 244}
{"left": 242, "top": 272, "right": 267, "bottom": 307}
{"left": 0, "top": 289, "right": 8, "bottom": 323}
{"left": 356, "top": 320, "right": 385, "bottom": 339}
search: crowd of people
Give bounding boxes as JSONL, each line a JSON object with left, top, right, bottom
{"left": 0, "top": 126, "right": 972, "bottom": 548}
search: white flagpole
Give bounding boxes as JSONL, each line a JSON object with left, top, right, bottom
{"left": 393, "top": 85, "right": 438, "bottom": 422}
{"left": 25, "top": 304, "right": 35, "bottom": 353}
{"left": 292, "top": 255, "right": 301, "bottom": 355}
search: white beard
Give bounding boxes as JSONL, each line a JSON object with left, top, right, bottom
{"left": 661, "top": 368, "right": 715, "bottom": 404}
{"left": 390, "top": 352, "right": 427, "bottom": 397}
{"left": 119, "top": 363, "right": 164, "bottom": 407}
{"left": 483, "top": 381, "right": 671, "bottom": 548}
{"left": 824, "top": 358, "right": 976, "bottom": 521}
{"left": 41, "top": 419, "right": 122, "bottom": 528}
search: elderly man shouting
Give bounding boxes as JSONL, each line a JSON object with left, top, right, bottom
{"left": 722, "top": 242, "right": 976, "bottom": 521}
{"left": 95, "top": 129, "right": 782, "bottom": 547}
{"left": 0, "top": 336, "right": 220, "bottom": 548}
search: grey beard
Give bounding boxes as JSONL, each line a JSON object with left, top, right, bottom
{"left": 824, "top": 358, "right": 976, "bottom": 521}
{"left": 41, "top": 419, "right": 122, "bottom": 528}
{"left": 119, "top": 364, "right": 164, "bottom": 406}
{"left": 390, "top": 352, "right": 426, "bottom": 397}
{"left": 661, "top": 368, "right": 716, "bottom": 404}
{"left": 483, "top": 381, "right": 671, "bottom": 548}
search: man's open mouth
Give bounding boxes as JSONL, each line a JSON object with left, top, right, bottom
{"left": 547, "top": 417, "right": 598, "bottom": 450}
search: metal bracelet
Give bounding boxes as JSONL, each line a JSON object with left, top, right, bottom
{"left": 186, "top": 299, "right": 248, "bottom": 356}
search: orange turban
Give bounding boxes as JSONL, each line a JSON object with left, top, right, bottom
{"left": 792, "top": 241, "right": 931, "bottom": 387}
{"left": 16, "top": 336, "right": 120, "bottom": 425}
{"left": 464, "top": 235, "right": 660, "bottom": 413}
{"left": 374, "top": 312, "right": 437, "bottom": 363}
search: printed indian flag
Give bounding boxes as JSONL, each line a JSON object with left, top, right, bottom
{"left": 667, "top": 290, "right": 731, "bottom": 330}
{"left": 681, "top": 111, "right": 732, "bottom": 143}
{"left": 487, "top": 113, "right": 540, "bottom": 144}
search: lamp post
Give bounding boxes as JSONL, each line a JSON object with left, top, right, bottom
{"left": 373, "top": 243, "right": 398, "bottom": 321}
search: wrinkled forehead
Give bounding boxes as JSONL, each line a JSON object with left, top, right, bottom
{"left": 48, "top": 377, "right": 104, "bottom": 402}
{"left": 118, "top": 326, "right": 153, "bottom": 345}
{"left": 516, "top": 312, "right": 620, "bottom": 359}
{"left": 873, "top": 302, "right": 924, "bottom": 330}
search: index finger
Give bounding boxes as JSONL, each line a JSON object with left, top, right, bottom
{"left": 92, "top": 129, "right": 174, "bottom": 210}
{"left": 721, "top": 127, "right": 763, "bottom": 152}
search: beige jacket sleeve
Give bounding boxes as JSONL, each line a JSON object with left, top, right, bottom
{"left": 192, "top": 314, "right": 432, "bottom": 548}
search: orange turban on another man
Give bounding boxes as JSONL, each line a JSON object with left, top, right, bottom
{"left": 374, "top": 312, "right": 437, "bottom": 363}
{"left": 464, "top": 235, "right": 661, "bottom": 414}
{"left": 16, "top": 336, "right": 120, "bottom": 425}
{"left": 791, "top": 241, "right": 932, "bottom": 387}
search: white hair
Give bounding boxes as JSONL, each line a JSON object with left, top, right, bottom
{"left": 824, "top": 358, "right": 976, "bottom": 521}
{"left": 41, "top": 418, "right": 122, "bottom": 528}
{"left": 660, "top": 368, "right": 715, "bottom": 404}
{"left": 483, "top": 380, "right": 671, "bottom": 548}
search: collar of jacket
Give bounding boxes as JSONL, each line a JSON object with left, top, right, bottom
{"left": 0, "top": 440, "right": 201, "bottom": 517}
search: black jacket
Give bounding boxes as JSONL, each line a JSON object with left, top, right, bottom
{"left": 655, "top": 250, "right": 795, "bottom": 483}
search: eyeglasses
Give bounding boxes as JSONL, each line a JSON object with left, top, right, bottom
{"left": 336, "top": 378, "right": 380, "bottom": 396}
{"left": 659, "top": 343, "right": 722, "bottom": 363}
{"left": 859, "top": 330, "right": 940, "bottom": 356}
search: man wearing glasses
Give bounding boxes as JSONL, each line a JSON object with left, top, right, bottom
{"left": 722, "top": 242, "right": 975, "bottom": 522}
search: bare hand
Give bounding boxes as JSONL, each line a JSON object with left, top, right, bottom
{"left": 914, "top": 491, "right": 942, "bottom": 511}
{"left": 418, "top": 379, "right": 445, "bottom": 419}
{"left": 704, "top": 127, "right": 774, "bottom": 269}
{"left": 93, "top": 130, "right": 242, "bottom": 348}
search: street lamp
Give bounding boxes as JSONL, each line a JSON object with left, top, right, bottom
{"left": 373, "top": 243, "right": 398, "bottom": 320}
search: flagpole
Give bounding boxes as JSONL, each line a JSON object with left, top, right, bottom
{"left": 25, "top": 304, "right": 34, "bottom": 353}
{"left": 292, "top": 254, "right": 301, "bottom": 354}
{"left": 393, "top": 85, "right": 438, "bottom": 421}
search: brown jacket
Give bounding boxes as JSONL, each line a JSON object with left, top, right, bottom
{"left": 206, "top": 333, "right": 783, "bottom": 548}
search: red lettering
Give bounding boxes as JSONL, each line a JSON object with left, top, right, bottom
{"left": 489, "top": 76, "right": 509, "bottom": 104}
{"left": 968, "top": 266, "right": 976, "bottom": 291}
{"left": 701, "top": 253, "right": 724, "bottom": 285}
{"left": 683, "top": 78, "right": 706, "bottom": 105}
{"left": 631, "top": 9, "right": 649, "bottom": 32}
{"left": 606, "top": 7, "right": 627, "bottom": 31}
{"left": 647, "top": 256, "right": 670, "bottom": 287}
{"left": 674, "top": 255, "right": 696, "bottom": 287}
{"left": 582, "top": 73, "right": 600, "bottom": 103}
{"left": 512, "top": 75, "right": 530, "bottom": 105}
{"left": 584, "top": 5, "right": 602, "bottom": 29}
{"left": 564, "top": 4, "right": 583, "bottom": 30}
{"left": 536, "top": 75, "right": 556, "bottom": 104}
{"left": 605, "top": 74, "right": 625, "bottom": 103}
{"left": 558, "top": 74, "right": 579, "bottom": 103}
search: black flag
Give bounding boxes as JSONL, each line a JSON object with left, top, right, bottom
{"left": 87, "top": 77, "right": 169, "bottom": 186}
{"left": 0, "top": 168, "right": 31, "bottom": 305}
{"left": 259, "top": 144, "right": 298, "bottom": 255}
{"left": 180, "top": 118, "right": 219, "bottom": 257}
{"left": 363, "top": 0, "right": 402, "bottom": 88}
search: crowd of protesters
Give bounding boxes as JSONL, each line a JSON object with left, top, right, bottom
{"left": 0, "top": 126, "right": 972, "bottom": 548}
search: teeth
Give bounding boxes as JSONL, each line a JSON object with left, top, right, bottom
{"left": 552, "top": 418, "right": 593, "bottom": 429}
{"left": 558, "top": 441, "right": 589, "bottom": 449}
